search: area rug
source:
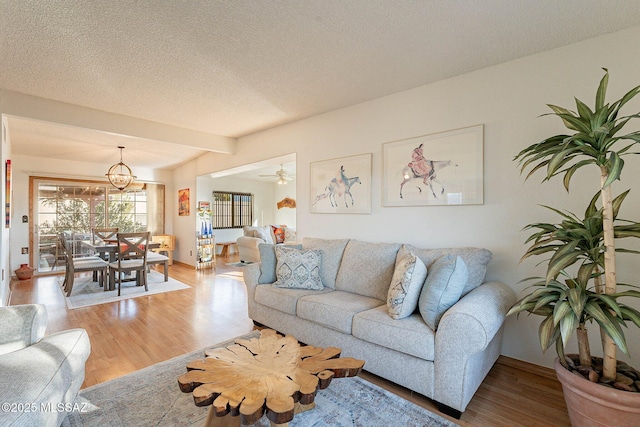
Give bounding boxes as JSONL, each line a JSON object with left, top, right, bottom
{"left": 225, "top": 261, "right": 253, "bottom": 267}
{"left": 62, "top": 332, "right": 459, "bottom": 427}
{"left": 62, "top": 270, "right": 190, "bottom": 309}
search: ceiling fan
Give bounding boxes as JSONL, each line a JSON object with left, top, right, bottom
{"left": 259, "top": 164, "right": 295, "bottom": 184}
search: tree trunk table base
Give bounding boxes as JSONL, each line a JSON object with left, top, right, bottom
{"left": 203, "top": 402, "right": 315, "bottom": 427}
{"left": 178, "top": 329, "right": 365, "bottom": 426}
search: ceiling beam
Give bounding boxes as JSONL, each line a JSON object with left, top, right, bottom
{"left": 0, "top": 89, "right": 236, "bottom": 154}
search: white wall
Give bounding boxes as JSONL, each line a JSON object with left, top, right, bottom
{"left": 194, "top": 175, "right": 295, "bottom": 256}
{"left": 178, "top": 26, "right": 640, "bottom": 368}
{"left": 1, "top": 117, "right": 11, "bottom": 305}
{"left": 273, "top": 183, "right": 296, "bottom": 227}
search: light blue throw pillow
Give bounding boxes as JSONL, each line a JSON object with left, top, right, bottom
{"left": 418, "top": 255, "right": 468, "bottom": 330}
{"left": 258, "top": 243, "right": 302, "bottom": 284}
{"left": 273, "top": 246, "right": 324, "bottom": 290}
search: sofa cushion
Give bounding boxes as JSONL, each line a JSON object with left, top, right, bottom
{"left": 297, "top": 291, "right": 384, "bottom": 334}
{"left": 301, "top": 238, "right": 350, "bottom": 289}
{"left": 335, "top": 240, "right": 402, "bottom": 301}
{"left": 401, "top": 244, "right": 491, "bottom": 295}
{"left": 353, "top": 305, "right": 435, "bottom": 361}
{"left": 258, "top": 243, "right": 302, "bottom": 284}
{"left": 274, "top": 246, "right": 323, "bottom": 290}
{"left": 387, "top": 252, "right": 428, "bottom": 319}
{"left": 255, "top": 284, "right": 333, "bottom": 315}
{"left": 418, "top": 255, "right": 468, "bottom": 330}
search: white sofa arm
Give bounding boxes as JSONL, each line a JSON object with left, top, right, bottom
{"left": 242, "top": 263, "right": 262, "bottom": 319}
{"left": 434, "top": 281, "right": 515, "bottom": 413}
{"left": 237, "top": 236, "right": 266, "bottom": 263}
{"left": 0, "top": 304, "right": 48, "bottom": 356}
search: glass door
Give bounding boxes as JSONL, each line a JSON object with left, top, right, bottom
{"left": 34, "top": 181, "right": 106, "bottom": 274}
{"left": 31, "top": 177, "right": 161, "bottom": 275}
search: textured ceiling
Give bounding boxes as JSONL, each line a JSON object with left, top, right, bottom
{"left": 2, "top": 1, "right": 640, "bottom": 170}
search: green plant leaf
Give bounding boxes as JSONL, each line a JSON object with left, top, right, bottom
{"left": 556, "top": 337, "right": 568, "bottom": 367}
{"left": 611, "top": 189, "right": 630, "bottom": 218}
{"left": 584, "top": 302, "right": 628, "bottom": 354}
{"left": 567, "top": 286, "right": 587, "bottom": 317}
{"left": 559, "top": 312, "right": 578, "bottom": 346}
{"left": 619, "top": 306, "right": 640, "bottom": 328}
{"left": 553, "top": 300, "right": 571, "bottom": 325}
{"left": 595, "top": 69, "right": 609, "bottom": 110}
{"left": 539, "top": 315, "right": 558, "bottom": 352}
{"left": 616, "top": 84, "right": 640, "bottom": 111}
{"left": 593, "top": 294, "right": 623, "bottom": 318}
{"left": 546, "top": 241, "right": 580, "bottom": 283}
{"left": 562, "top": 159, "right": 596, "bottom": 191}
{"left": 576, "top": 97, "right": 594, "bottom": 119}
{"left": 602, "top": 151, "right": 624, "bottom": 187}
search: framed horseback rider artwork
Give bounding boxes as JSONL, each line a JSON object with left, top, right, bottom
{"left": 311, "top": 153, "right": 372, "bottom": 214}
{"left": 382, "top": 125, "right": 483, "bottom": 206}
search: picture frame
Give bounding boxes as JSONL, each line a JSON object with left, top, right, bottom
{"left": 310, "top": 153, "right": 372, "bottom": 214}
{"left": 178, "top": 188, "right": 190, "bottom": 216}
{"left": 382, "top": 125, "right": 483, "bottom": 206}
{"left": 5, "top": 159, "right": 11, "bottom": 228}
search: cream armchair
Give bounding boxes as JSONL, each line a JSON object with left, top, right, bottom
{"left": 0, "top": 304, "right": 91, "bottom": 426}
{"left": 236, "top": 225, "right": 296, "bottom": 263}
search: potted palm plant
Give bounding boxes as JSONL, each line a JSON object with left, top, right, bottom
{"left": 510, "top": 69, "right": 640, "bottom": 426}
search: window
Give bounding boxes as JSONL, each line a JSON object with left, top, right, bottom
{"left": 211, "top": 191, "right": 253, "bottom": 229}
{"left": 31, "top": 177, "right": 164, "bottom": 274}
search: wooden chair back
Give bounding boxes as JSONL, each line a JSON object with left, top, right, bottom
{"left": 58, "top": 232, "right": 72, "bottom": 272}
{"left": 116, "top": 232, "right": 150, "bottom": 264}
{"left": 92, "top": 227, "right": 119, "bottom": 244}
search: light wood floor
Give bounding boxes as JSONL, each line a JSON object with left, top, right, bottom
{"left": 9, "top": 256, "right": 570, "bottom": 426}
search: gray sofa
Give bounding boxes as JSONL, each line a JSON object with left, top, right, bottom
{"left": 0, "top": 304, "right": 91, "bottom": 427}
{"left": 243, "top": 237, "right": 515, "bottom": 418}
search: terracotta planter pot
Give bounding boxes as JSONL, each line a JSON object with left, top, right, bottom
{"left": 554, "top": 357, "right": 640, "bottom": 426}
{"left": 14, "top": 263, "right": 34, "bottom": 280}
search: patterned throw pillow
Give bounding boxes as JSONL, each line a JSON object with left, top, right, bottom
{"left": 283, "top": 226, "right": 297, "bottom": 243}
{"left": 387, "top": 252, "right": 428, "bottom": 319}
{"left": 258, "top": 243, "right": 302, "bottom": 284}
{"left": 272, "top": 225, "right": 286, "bottom": 244}
{"left": 418, "top": 255, "right": 468, "bottom": 330}
{"left": 273, "top": 246, "right": 323, "bottom": 290}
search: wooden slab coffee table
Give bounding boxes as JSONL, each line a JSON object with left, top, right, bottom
{"left": 178, "top": 329, "right": 365, "bottom": 426}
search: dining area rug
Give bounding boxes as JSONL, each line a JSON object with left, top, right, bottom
{"left": 61, "top": 332, "right": 459, "bottom": 427}
{"left": 61, "top": 270, "right": 190, "bottom": 309}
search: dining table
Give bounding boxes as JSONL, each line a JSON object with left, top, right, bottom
{"left": 81, "top": 240, "right": 162, "bottom": 291}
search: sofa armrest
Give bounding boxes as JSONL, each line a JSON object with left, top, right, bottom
{"left": 434, "top": 281, "right": 515, "bottom": 412}
{"left": 0, "top": 304, "right": 48, "bottom": 356}
{"left": 237, "top": 236, "right": 266, "bottom": 249}
{"left": 242, "top": 263, "right": 262, "bottom": 319}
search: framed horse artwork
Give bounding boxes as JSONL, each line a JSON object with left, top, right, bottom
{"left": 382, "top": 125, "right": 484, "bottom": 206}
{"left": 310, "top": 153, "right": 372, "bottom": 214}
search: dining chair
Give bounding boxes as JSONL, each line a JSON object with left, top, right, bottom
{"left": 58, "top": 233, "right": 108, "bottom": 297}
{"left": 109, "top": 232, "right": 150, "bottom": 296}
{"left": 92, "top": 227, "right": 119, "bottom": 248}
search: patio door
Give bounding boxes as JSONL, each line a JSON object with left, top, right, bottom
{"left": 33, "top": 180, "right": 107, "bottom": 274}
{"left": 31, "top": 177, "right": 158, "bottom": 275}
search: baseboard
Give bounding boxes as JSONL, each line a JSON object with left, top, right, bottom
{"left": 496, "top": 355, "right": 557, "bottom": 380}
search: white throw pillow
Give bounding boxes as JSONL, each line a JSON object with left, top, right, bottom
{"left": 387, "top": 252, "right": 427, "bottom": 319}
{"left": 418, "top": 255, "right": 468, "bottom": 330}
{"left": 273, "top": 246, "right": 324, "bottom": 290}
{"left": 255, "top": 226, "right": 274, "bottom": 244}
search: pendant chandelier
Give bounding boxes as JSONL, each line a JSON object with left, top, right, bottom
{"left": 106, "top": 146, "right": 136, "bottom": 191}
